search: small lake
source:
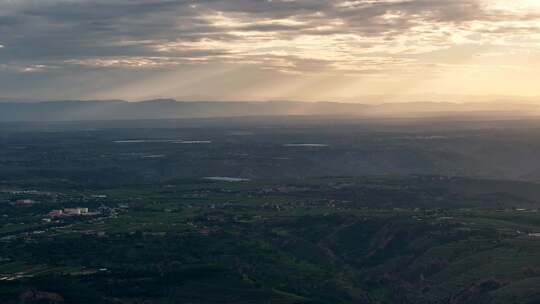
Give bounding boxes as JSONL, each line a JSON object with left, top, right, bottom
{"left": 204, "top": 177, "right": 251, "bottom": 182}
{"left": 173, "top": 140, "right": 212, "bottom": 144}
{"left": 114, "top": 139, "right": 180, "bottom": 143}
{"left": 114, "top": 139, "right": 211, "bottom": 144}
{"left": 283, "top": 144, "right": 329, "bottom": 147}
{"left": 142, "top": 154, "right": 166, "bottom": 159}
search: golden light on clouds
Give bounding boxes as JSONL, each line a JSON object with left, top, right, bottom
{"left": 486, "top": 0, "right": 540, "bottom": 11}
{"left": 1, "top": 0, "right": 540, "bottom": 101}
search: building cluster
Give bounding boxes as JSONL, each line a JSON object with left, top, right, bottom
{"left": 48, "top": 208, "right": 89, "bottom": 217}
{"left": 15, "top": 199, "right": 36, "bottom": 206}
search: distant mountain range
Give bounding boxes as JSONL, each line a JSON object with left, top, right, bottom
{"left": 0, "top": 99, "right": 539, "bottom": 122}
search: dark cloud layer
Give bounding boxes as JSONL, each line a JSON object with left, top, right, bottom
{"left": 0, "top": 0, "right": 539, "bottom": 100}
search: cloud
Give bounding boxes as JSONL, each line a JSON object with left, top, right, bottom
{"left": 1, "top": 0, "right": 540, "bottom": 100}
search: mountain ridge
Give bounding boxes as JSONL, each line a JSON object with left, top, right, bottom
{"left": 0, "top": 99, "right": 539, "bottom": 122}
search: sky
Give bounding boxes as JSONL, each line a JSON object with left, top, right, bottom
{"left": 1, "top": 0, "right": 540, "bottom": 102}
